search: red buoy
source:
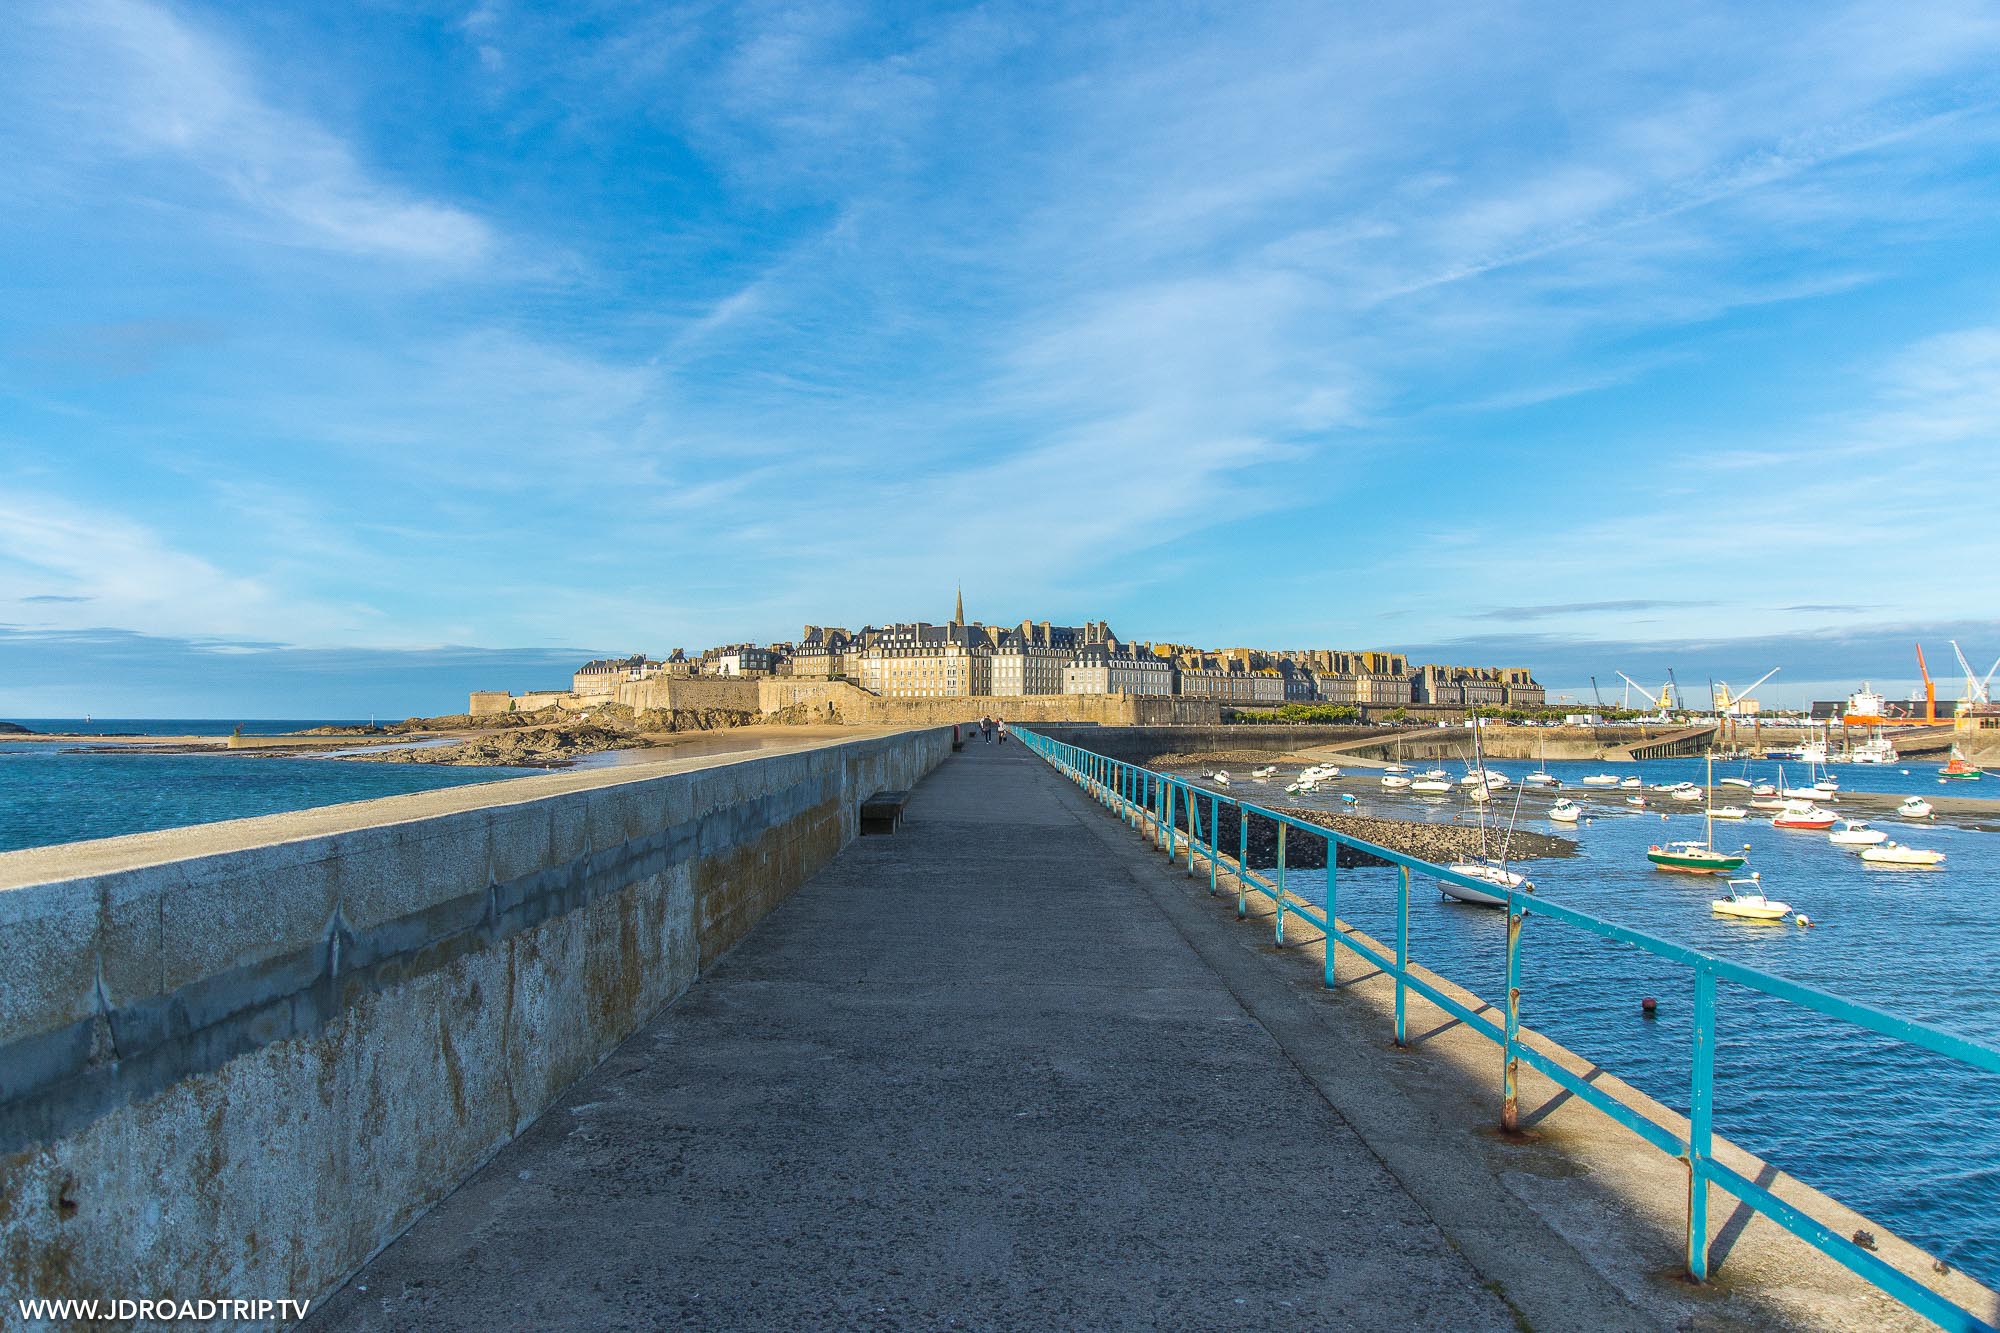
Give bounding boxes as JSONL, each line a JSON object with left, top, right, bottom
{"left": 1641, "top": 997, "right": 1658, "bottom": 1018}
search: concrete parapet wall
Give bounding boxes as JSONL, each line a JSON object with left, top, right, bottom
{"left": 0, "top": 729, "right": 951, "bottom": 1323}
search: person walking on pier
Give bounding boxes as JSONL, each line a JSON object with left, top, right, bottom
{"left": 996, "top": 719, "right": 1010, "bottom": 745}
{"left": 980, "top": 715, "right": 995, "bottom": 745}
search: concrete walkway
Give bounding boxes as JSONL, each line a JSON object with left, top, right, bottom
{"left": 308, "top": 744, "right": 1531, "bottom": 1330}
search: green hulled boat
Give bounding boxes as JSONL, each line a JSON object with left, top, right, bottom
{"left": 1647, "top": 840, "right": 1746, "bottom": 874}
{"left": 1647, "top": 754, "right": 1748, "bottom": 874}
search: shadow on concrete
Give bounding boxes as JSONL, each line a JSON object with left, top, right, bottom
{"left": 1710, "top": 1160, "right": 1782, "bottom": 1271}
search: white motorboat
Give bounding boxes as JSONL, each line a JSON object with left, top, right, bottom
{"left": 1621, "top": 776, "right": 1643, "bottom": 789}
{"left": 1212, "top": 771, "right": 1231, "bottom": 785}
{"left": 1468, "top": 784, "right": 1491, "bottom": 803}
{"left": 1253, "top": 765, "right": 1278, "bottom": 778}
{"left": 1751, "top": 783, "right": 1777, "bottom": 797}
{"left": 1712, "top": 874, "right": 1796, "bottom": 922}
{"left": 1860, "top": 842, "right": 1945, "bottom": 867}
{"left": 1827, "top": 819, "right": 1887, "bottom": 847}
{"left": 1380, "top": 774, "right": 1412, "bottom": 789}
{"left": 1720, "top": 777, "right": 1753, "bottom": 789}
{"left": 1749, "top": 795, "right": 1787, "bottom": 811}
{"left": 1581, "top": 774, "right": 1620, "bottom": 787}
{"left": 1898, "top": 796, "right": 1934, "bottom": 819}
{"left": 1548, "top": 798, "right": 1581, "bottom": 823}
{"left": 1626, "top": 794, "right": 1648, "bottom": 807}
{"left": 1711, "top": 805, "right": 1749, "bottom": 819}
{"left": 1848, "top": 735, "right": 1897, "bottom": 764}
{"left": 1411, "top": 777, "right": 1453, "bottom": 794}
{"left": 1671, "top": 786, "right": 1703, "bottom": 802}
{"left": 1483, "top": 771, "right": 1511, "bottom": 789}
{"left": 1771, "top": 805, "right": 1836, "bottom": 830}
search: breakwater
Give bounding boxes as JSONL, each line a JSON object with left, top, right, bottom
{"left": 0, "top": 728, "right": 952, "bottom": 1319}
{"left": 1165, "top": 793, "right": 1574, "bottom": 869}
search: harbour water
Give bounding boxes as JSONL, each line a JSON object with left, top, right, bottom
{"left": 0, "top": 736, "right": 540, "bottom": 855}
{"left": 1176, "top": 753, "right": 2000, "bottom": 1288}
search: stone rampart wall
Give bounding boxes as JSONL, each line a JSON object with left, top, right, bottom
{"left": 616, "top": 676, "right": 763, "bottom": 714}
{"left": 757, "top": 679, "right": 1219, "bottom": 726}
{"left": 0, "top": 729, "right": 952, "bottom": 1321}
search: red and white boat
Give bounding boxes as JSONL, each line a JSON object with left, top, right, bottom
{"left": 1771, "top": 804, "right": 1836, "bottom": 830}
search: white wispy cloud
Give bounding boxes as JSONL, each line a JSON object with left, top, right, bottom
{"left": 0, "top": 491, "right": 358, "bottom": 643}
{"left": 25, "top": 0, "right": 493, "bottom": 263}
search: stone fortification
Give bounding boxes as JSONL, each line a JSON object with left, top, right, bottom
{"left": 756, "top": 678, "right": 1220, "bottom": 727}
{"left": 0, "top": 728, "right": 952, "bottom": 1320}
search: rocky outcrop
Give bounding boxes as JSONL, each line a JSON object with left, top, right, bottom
{"left": 347, "top": 726, "right": 629, "bottom": 767}
{"left": 1190, "top": 803, "right": 1573, "bottom": 870}
{"left": 0, "top": 721, "right": 32, "bottom": 735}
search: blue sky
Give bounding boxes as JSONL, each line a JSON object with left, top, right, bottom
{"left": 3, "top": 1, "right": 1998, "bottom": 716}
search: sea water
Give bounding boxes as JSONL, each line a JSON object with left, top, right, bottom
{"left": 1183, "top": 754, "right": 2000, "bottom": 1287}
{"left": 0, "top": 738, "right": 541, "bottom": 855}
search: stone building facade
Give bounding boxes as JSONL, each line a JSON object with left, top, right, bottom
{"left": 1063, "top": 643, "right": 1174, "bottom": 696}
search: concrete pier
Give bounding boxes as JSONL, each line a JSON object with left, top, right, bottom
{"left": 306, "top": 741, "right": 1532, "bottom": 1330}
{"left": 295, "top": 743, "right": 1991, "bottom": 1330}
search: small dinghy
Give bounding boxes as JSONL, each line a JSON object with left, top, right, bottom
{"left": 1898, "top": 796, "right": 1934, "bottom": 819}
{"left": 1581, "top": 774, "right": 1620, "bottom": 787}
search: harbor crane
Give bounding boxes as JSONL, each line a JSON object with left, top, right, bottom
{"left": 1616, "top": 672, "right": 1666, "bottom": 713}
{"left": 1949, "top": 640, "right": 2000, "bottom": 706}
{"left": 1715, "top": 667, "right": 1780, "bottom": 716}
{"left": 1666, "top": 669, "right": 1684, "bottom": 715}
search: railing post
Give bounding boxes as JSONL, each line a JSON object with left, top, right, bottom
{"left": 1395, "top": 864, "right": 1409, "bottom": 1046}
{"left": 1323, "top": 837, "right": 1338, "bottom": 988}
{"left": 1237, "top": 808, "right": 1249, "bottom": 919}
{"left": 1502, "top": 905, "right": 1525, "bottom": 1131}
{"left": 1274, "top": 822, "right": 1288, "bottom": 945}
{"left": 1688, "top": 963, "right": 1717, "bottom": 1281}
{"left": 1165, "top": 781, "right": 1177, "bottom": 859}
{"left": 1208, "top": 793, "right": 1220, "bottom": 895}
{"left": 1185, "top": 788, "right": 1199, "bottom": 876}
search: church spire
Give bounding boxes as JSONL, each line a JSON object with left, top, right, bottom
{"left": 953, "top": 583, "right": 965, "bottom": 626}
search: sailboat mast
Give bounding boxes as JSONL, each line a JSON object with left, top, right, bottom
{"left": 1704, "top": 751, "right": 1715, "bottom": 851}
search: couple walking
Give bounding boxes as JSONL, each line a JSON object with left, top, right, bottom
{"left": 978, "top": 715, "right": 1008, "bottom": 746}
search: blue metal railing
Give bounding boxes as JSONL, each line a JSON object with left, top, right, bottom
{"left": 1013, "top": 727, "right": 2000, "bottom": 1332}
